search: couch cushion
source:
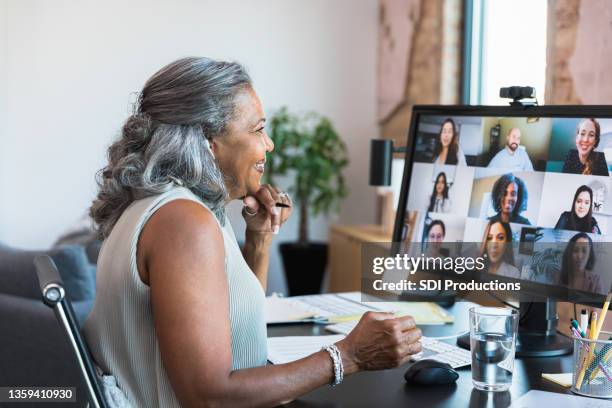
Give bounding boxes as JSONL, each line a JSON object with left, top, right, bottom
{"left": 0, "top": 243, "right": 95, "bottom": 302}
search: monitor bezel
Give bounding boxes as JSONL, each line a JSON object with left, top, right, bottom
{"left": 392, "top": 104, "right": 612, "bottom": 305}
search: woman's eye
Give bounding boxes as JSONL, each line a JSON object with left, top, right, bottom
{"left": 255, "top": 127, "right": 265, "bottom": 134}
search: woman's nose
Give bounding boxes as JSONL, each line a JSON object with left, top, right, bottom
{"left": 264, "top": 133, "right": 274, "bottom": 152}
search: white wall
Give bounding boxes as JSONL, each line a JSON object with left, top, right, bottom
{"left": 0, "top": 1, "right": 7, "bottom": 236}
{"left": 0, "top": 0, "right": 378, "bottom": 294}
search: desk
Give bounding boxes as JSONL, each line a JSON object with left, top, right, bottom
{"left": 268, "top": 301, "right": 575, "bottom": 407}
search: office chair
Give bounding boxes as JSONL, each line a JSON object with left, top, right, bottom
{"left": 34, "top": 255, "right": 108, "bottom": 408}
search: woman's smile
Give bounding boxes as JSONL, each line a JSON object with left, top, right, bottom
{"left": 254, "top": 159, "right": 266, "bottom": 174}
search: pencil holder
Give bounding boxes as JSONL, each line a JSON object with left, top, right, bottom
{"left": 572, "top": 331, "right": 612, "bottom": 399}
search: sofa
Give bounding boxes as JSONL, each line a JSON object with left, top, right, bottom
{"left": 0, "top": 238, "right": 100, "bottom": 406}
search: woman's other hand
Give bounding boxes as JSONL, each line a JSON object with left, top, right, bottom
{"left": 336, "top": 312, "right": 422, "bottom": 374}
{"left": 242, "top": 184, "right": 292, "bottom": 234}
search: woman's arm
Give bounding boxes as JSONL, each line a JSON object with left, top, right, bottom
{"left": 139, "top": 200, "right": 421, "bottom": 408}
{"left": 240, "top": 184, "right": 292, "bottom": 291}
{"left": 243, "top": 229, "right": 272, "bottom": 291}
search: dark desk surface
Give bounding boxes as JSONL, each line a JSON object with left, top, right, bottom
{"left": 268, "top": 301, "right": 576, "bottom": 408}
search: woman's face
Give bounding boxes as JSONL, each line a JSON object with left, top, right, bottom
{"left": 486, "top": 222, "right": 507, "bottom": 265}
{"left": 435, "top": 175, "right": 445, "bottom": 195}
{"left": 440, "top": 122, "right": 454, "bottom": 148}
{"left": 575, "top": 120, "right": 597, "bottom": 156}
{"left": 571, "top": 237, "right": 590, "bottom": 273}
{"left": 427, "top": 224, "right": 445, "bottom": 244}
{"left": 211, "top": 87, "right": 274, "bottom": 199}
{"left": 574, "top": 191, "right": 591, "bottom": 218}
{"left": 500, "top": 182, "right": 518, "bottom": 215}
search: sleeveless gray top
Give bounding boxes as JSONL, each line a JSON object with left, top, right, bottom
{"left": 83, "top": 187, "right": 268, "bottom": 407}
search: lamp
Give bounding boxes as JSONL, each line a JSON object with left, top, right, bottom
{"left": 369, "top": 139, "right": 406, "bottom": 186}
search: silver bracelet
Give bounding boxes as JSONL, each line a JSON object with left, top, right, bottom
{"left": 322, "top": 344, "right": 344, "bottom": 386}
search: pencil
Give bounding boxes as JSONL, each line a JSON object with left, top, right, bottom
{"left": 576, "top": 311, "right": 598, "bottom": 389}
{"left": 595, "top": 293, "right": 612, "bottom": 338}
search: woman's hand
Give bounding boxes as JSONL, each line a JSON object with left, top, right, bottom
{"left": 242, "top": 184, "right": 292, "bottom": 235}
{"left": 336, "top": 311, "right": 422, "bottom": 374}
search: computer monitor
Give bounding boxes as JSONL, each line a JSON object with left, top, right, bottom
{"left": 391, "top": 105, "right": 612, "bottom": 356}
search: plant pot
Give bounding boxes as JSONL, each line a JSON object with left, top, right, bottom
{"left": 279, "top": 242, "right": 327, "bottom": 296}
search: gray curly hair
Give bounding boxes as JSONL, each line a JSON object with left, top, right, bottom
{"left": 90, "top": 57, "right": 252, "bottom": 239}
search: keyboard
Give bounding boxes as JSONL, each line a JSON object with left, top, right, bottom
{"left": 325, "top": 321, "right": 471, "bottom": 369}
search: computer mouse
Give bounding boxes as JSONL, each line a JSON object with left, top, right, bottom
{"left": 404, "top": 359, "right": 459, "bottom": 386}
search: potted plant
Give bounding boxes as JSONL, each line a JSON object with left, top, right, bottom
{"left": 265, "top": 107, "right": 349, "bottom": 295}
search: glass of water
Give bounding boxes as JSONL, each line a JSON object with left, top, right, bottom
{"left": 469, "top": 307, "right": 519, "bottom": 392}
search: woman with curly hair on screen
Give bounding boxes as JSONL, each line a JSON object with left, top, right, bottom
{"left": 488, "top": 173, "right": 531, "bottom": 225}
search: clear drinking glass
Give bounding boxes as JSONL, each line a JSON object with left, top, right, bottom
{"left": 469, "top": 307, "right": 519, "bottom": 391}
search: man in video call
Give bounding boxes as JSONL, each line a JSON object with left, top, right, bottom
{"left": 487, "top": 127, "right": 534, "bottom": 171}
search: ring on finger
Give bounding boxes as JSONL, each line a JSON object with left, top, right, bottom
{"left": 244, "top": 206, "right": 258, "bottom": 216}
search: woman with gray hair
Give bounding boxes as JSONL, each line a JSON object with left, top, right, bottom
{"left": 83, "top": 57, "right": 422, "bottom": 407}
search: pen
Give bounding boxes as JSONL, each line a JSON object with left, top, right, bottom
{"left": 576, "top": 328, "right": 612, "bottom": 380}
{"left": 580, "top": 309, "right": 588, "bottom": 335}
{"left": 576, "top": 311, "right": 598, "bottom": 389}
{"left": 571, "top": 319, "right": 586, "bottom": 338}
{"left": 572, "top": 327, "right": 612, "bottom": 382}
{"left": 589, "top": 336, "right": 612, "bottom": 380}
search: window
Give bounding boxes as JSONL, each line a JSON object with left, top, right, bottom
{"left": 463, "top": 0, "right": 548, "bottom": 105}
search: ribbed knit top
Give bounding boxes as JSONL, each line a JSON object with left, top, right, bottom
{"left": 83, "top": 187, "right": 268, "bottom": 407}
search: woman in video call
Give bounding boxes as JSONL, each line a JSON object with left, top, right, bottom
{"left": 488, "top": 173, "right": 531, "bottom": 225}
{"left": 427, "top": 172, "right": 452, "bottom": 213}
{"left": 480, "top": 220, "right": 520, "bottom": 279}
{"left": 562, "top": 118, "right": 609, "bottom": 176}
{"left": 554, "top": 185, "right": 601, "bottom": 234}
{"left": 561, "top": 232, "right": 604, "bottom": 294}
{"left": 84, "top": 58, "right": 422, "bottom": 407}
{"left": 431, "top": 118, "right": 467, "bottom": 165}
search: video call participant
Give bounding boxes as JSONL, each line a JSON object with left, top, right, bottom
{"left": 562, "top": 118, "right": 609, "bottom": 176}
{"left": 554, "top": 185, "right": 601, "bottom": 234}
{"left": 487, "top": 127, "right": 534, "bottom": 171}
{"left": 423, "top": 219, "right": 446, "bottom": 257}
{"left": 428, "top": 172, "right": 452, "bottom": 213}
{"left": 561, "top": 232, "right": 604, "bottom": 294}
{"left": 432, "top": 118, "right": 467, "bottom": 165}
{"left": 480, "top": 220, "right": 520, "bottom": 279}
{"left": 488, "top": 173, "right": 531, "bottom": 225}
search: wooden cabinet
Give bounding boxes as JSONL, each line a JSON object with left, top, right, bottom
{"left": 328, "top": 225, "right": 392, "bottom": 293}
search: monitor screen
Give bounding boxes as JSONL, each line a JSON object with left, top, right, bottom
{"left": 392, "top": 105, "right": 612, "bottom": 304}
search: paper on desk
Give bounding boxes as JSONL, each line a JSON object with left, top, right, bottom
{"left": 541, "top": 373, "right": 572, "bottom": 388}
{"left": 264, "top": 296, "right": 317, "bottom": 324}
{"left": 377, "top": 302, "right": 455, "bottom": 325}
{"left": 510, "top": 390, "right": 611, "bottom": 407}
{"left": 337, "top": 292, "right": 454, "bottom": 324}
{"left": 267, "top": 335, "right": 345, "bottom": 364}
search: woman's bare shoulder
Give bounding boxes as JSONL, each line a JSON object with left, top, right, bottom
{"left": 137, "top": 198, "right": 224, "bottom": 285}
